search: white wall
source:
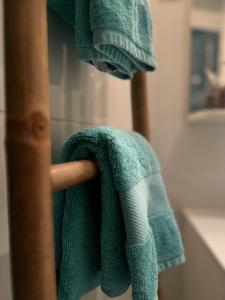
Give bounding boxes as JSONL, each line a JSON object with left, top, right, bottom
{"left": 191, "top": 8, "right": 222, "bottom": 31}
{"left": 149, "top": 1, "right": 225, "bottom": 298}
{"left": 1, "top": 0, "right": 225, "bottom": 299}
{"left": 149, "top": 0, "right": 225, "bottom": 211}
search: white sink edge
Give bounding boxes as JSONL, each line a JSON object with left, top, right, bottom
{"left": 183, "top": 208, "right": 225, "bottom": 273}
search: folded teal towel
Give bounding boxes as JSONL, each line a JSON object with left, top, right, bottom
{"left": 54, "top": 126, "right": 185, "bottom": 300}
{"left": 47, "top": 0, "right": 156, "bottom": 79}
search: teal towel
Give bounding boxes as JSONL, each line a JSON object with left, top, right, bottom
{"left": 47, "top": 0, "right": 156, "bottom": 79}
{"left": 54, "top": 126, "right": 185, "bottom": 300}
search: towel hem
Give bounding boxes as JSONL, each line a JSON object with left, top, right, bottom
{"left": 75, "top": 45, "right": 136, "bottom": 79}
{"left": 93, "top": 29, "right": 157, "bottom": 71}
{"left": 101, "top": 284, "right": 130, "bottom": 298}
{"left": 158, "top": 254, "right": 186, "bottom": 272}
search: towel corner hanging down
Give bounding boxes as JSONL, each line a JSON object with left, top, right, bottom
{"left": 47, "top": 0, "right": 157, "bottom": 79}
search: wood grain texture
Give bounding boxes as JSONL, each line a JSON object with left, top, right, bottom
{"left": 4, "top": 1, "right": 57, "bottom": 299}
{"left": 51, "top": 160, "right": 99, "bottom": 192}
{"left": 131, "top": 71, "right": 151, "bottom": 140}
{"left": 131, "top": 71, "right": 164, "bottom": 300}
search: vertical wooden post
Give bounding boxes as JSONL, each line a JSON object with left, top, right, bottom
{"left": 131, "top": 71, "right": 151, "bottom": 140}
{"left": 131, "top": 71, "right": 163, "bottom": 300}
{"left": 4, "top": 1, "right": 57, "bottom": 300}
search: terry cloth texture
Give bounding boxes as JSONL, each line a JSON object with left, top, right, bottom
{"left": 47, "top": 0, "right": 156, "bottom": 79}
{"left": 54, "top": 126, "right": 185, "bottom": 300}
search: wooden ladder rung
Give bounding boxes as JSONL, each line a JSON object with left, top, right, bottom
{"left": 51, "top": 160, "right": 98, "bottom": 192}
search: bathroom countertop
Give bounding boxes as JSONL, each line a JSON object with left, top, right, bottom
{"left": 183, "top": 208, "right": 225, "bottom": 272}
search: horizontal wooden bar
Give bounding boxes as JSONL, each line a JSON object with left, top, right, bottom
{"left": 51, "top": 160, "right": 99, "bottom": 192}
{"left": 51, "top": 73, "right": 149, "bottom": 194}
{"left": 4, "top": 0, "right": 57, "bottom": 299}
{"left": 131, "top": 71, "right": 151, "bottom": 141}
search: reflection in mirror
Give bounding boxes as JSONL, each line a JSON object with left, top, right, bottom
{"left": 188, "top": 0, "right": 225, "bottom": 122}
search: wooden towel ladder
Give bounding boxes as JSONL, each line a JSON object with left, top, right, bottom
{"left": 3, "top": 1, "right": 162, "bottom": 299}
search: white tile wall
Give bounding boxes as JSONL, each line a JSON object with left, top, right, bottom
{"left": 48, "top": 10, "right": 109, "bottom": 126}
{"left": 105, "top": 76, "right": 132, "bottom": 130}
{"left": 51, "top": 119, "right": 93, "bottom": 162}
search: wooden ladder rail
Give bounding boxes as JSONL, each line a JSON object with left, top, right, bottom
{"left": 4, "top": 1, "right": 57, "bottom": 300}
{"left": 4, "top": 1, "right": 162, "bottom": 300}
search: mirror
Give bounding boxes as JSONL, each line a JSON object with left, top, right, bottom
{"left": 188, "top": 0, "right": 225, "bottom": 122}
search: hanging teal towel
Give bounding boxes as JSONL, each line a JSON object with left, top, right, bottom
{"left": 54, "top": 126, "right": 185, "bottom": 300}
{"left": 47, "top": 0, "right": 156, "bottom": 79}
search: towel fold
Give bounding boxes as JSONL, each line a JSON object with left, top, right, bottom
{"left": 48, "top": 0, "right": 156, "bottom": 79}
{"left": 54, "top": 126, "right": 185, "bottom": 300}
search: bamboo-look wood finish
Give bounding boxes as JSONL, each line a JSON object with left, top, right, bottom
{"left": 4, "top": 1, "right": 57, "bottom": 300}
{"left": 131, "top": 71, "right": 151, "bottom": 141}
{"left": 52, "top": 160, "right": 98, "bottom": 192}
{"left": 131, "top": 71, "right": 163, "bottom": 300}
